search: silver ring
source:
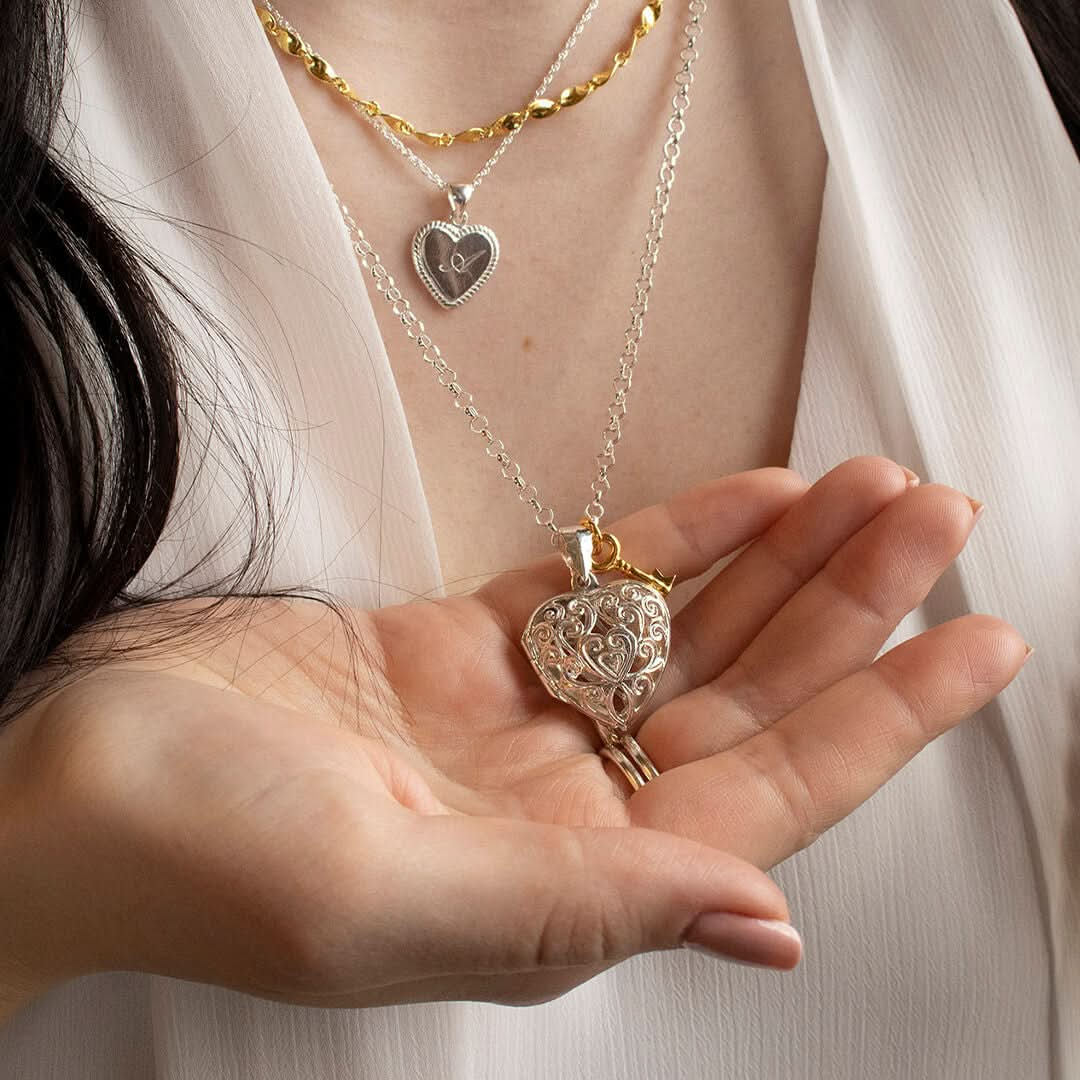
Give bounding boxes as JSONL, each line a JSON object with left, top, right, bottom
{"left": 600, "top": 735, "right": 661, "bottom": 792}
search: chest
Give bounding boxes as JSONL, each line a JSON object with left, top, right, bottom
{"left": 274, "top": 0, "right": 827, "bottom": 589}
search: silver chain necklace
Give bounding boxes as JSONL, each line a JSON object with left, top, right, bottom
{"left": 333, "top": 0, "right": 706, "bottom": 779}
{"left": 263, "top": 0, "right": 600, "bottom": 308}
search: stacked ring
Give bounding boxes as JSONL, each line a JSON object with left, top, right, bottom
{"left": 600, "top": 735, "right": 661, "bottom": 791}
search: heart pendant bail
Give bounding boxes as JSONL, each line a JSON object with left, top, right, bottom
{"left": 557, "top": 525, "right": 599, "bottom": 591}
{"left": 447, "top": 182, "right": 474, "bottom": 225}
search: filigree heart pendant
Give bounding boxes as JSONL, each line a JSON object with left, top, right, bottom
{"left": 521, "top": 526, "right": 673, "bottom": 743}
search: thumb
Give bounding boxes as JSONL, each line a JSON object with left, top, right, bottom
{"left": 377, "top": 814, "right": 802, "bottom": 982}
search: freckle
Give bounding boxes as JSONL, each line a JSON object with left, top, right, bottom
{"left": 522, "top": 336, "right": 533, "bottom": 351}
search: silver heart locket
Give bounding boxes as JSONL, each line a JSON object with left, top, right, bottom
{"left": 521, "top": 526, "right": 672, "bottom": 743}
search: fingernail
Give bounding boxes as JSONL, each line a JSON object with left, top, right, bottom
{"left": 1021, "top": 642, "right": 1035, "bottom": 664}
{"left": 683, "top": 913, "right": 803, "bottom": 970}
{"left": 966, "top": 496, "right": 986, "bottom": 524}
{"left": 901, "top": 466, "right": 920, "bottom": 488}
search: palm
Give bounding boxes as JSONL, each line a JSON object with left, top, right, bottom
{"left": 370, "top": 585, "right": 633, "bottom": 828}
{"left": 182, "top": 587, "right": 632, "bottom": 830}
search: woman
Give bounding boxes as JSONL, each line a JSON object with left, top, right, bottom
{"left": 0, "top": 0, "right": 1076, "bottom": 1077}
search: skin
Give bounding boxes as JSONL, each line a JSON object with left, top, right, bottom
{"left": 0, "top": 0, "right": 1032, "bottom": 1028}
{"left": 271, "top": 0, "right": 826, "bottom": 590}
{"left": 0, "top": 457, "right": 1032, "bottom": 1019}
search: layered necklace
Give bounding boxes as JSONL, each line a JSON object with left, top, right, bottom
{"left": 256, "top": 0, "right": 706, "bottom": 789}
{"left": 258, "top": 1, "right": 665, "bottom": 307}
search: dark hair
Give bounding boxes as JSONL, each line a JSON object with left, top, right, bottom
{"left": 1012, "top": 0, "right": 1080, "bottom": 149}
{"left": 0, "top": 0, "right": 1077, "bottom": 719}
{"left": 0, "top": 0, "right": 289, "bottom": 719}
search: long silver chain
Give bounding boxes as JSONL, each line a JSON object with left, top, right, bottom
{"left": 263, "top": 0, "right": 600, "bottom": 194}
{"left": 334, "top": 0, "right": 706, "bottom": 538}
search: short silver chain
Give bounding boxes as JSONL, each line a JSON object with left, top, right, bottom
{"left": 264, "top": 0, "right": 600, "bottom": 194}
{"left": 334, "top": 0, "right": 706, "bottom": 539}
{"left": 472, "top": 0, "right": 600, "bottom": 190}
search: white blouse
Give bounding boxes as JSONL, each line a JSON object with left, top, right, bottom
{"left": 2, "top": 0, "right": 1078, "bottom": 1076}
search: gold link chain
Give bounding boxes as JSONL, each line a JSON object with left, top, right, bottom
{"left": 256, "top": 2, "right": 664, "bottom": 147}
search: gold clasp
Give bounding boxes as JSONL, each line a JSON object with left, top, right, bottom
{"left": 580, "top": 518, "right": 676, "bottom": 595}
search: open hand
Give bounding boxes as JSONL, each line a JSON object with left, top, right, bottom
{"left": 0, "top": 456, "right": 1030, "bottom": 1017}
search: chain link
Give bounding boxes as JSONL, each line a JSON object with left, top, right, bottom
{"left": 260, "top": 0, "right": 600, "bottom": 193}
{"left": 332, "top": 0, "right": 706, "bottom": 540}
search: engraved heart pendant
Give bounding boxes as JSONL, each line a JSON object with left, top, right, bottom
{"left": 521, "top": 527, "right": 672, "bottom": 743}
{"left": 411, "top": 220, "right": 500, "bottom": 309}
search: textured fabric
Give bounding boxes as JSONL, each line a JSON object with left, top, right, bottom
{"left": 2, "top": 0, "right": 1078, "bottom": 1076}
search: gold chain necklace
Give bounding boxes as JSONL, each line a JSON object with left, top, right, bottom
{"left": 258, "top": 1, "right": 610, "bottom": 308}
{"left": 257, "top": 2, "right": 664, "bottom": 148}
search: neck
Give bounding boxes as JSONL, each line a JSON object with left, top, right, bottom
{"left": 276, "top": 0, "right": 617, "bottom": 31}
